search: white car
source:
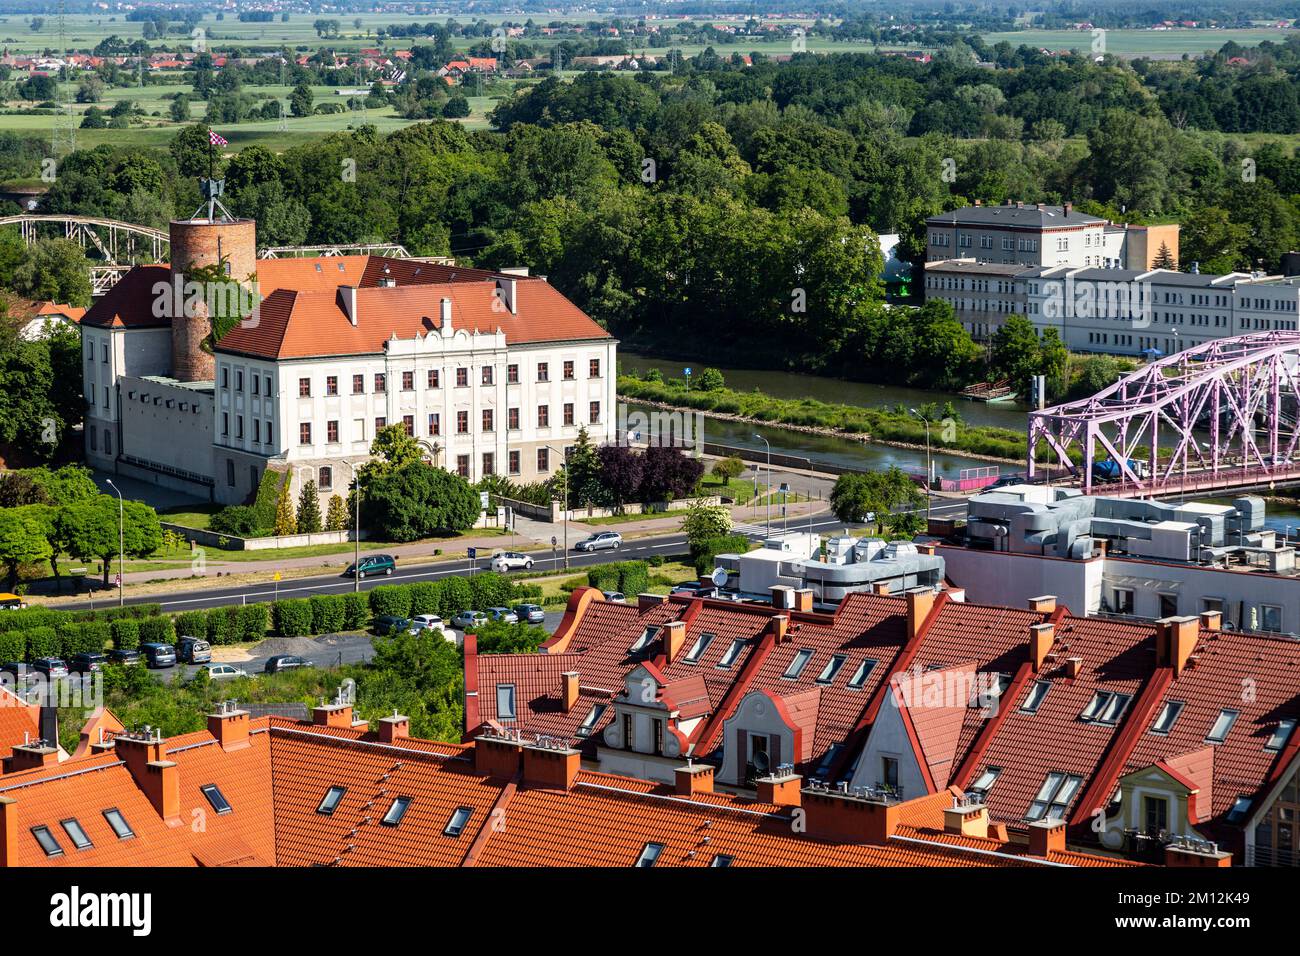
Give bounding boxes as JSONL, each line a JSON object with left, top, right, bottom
{"left": 452, "top": 610, "right": 488, "bottom": 630}
{"left": 490, "top": 551, "right": 535, "bottom": 572}
{"left": 409, "top": 614, "right": 450, "bottom": 637}
{"left": 203, "top": 663, "right": 249, "bottom": 680}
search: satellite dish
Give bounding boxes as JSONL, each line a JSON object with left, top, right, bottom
{"left": 710, "top": 567, "right": 729, "bottom": 587}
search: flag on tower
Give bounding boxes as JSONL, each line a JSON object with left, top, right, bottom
{"left": 209, "top": 128, "right": 228, "bottom": 147}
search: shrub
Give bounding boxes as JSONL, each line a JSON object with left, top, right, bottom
{"left": 586, "top": 564, "right": 619, "bottom": 592}
{"left": 274, "top": 599, "right": 313, "bottom": 637}
{"left": 175, "top": 610, "right": 207, "bottom": 638}
{"left": 139, "top": 616, "right": 176, "bottom": 645}
{"left": 110, "top": 617, "right": 140, "bottom": 650}
{"left": 25, "top": 626, "right": 59, "bottom": 659}
{"left": 408, "top": 581, "right": 442, "bottom": 617}
{"left": 208, "top": 504, "right": 261, "bottom": 537}
{"left": 690, "top": 533, "right": 750, "bottom": 577}
{"left": 205, "top": 606, "right": 239, "bottom": 645}
{"left": 0, "top": 630, "right": 24, "bottom": 661}
{"left": 511, "top": 582, "right": 543, "bottom": 601}
{"left": 368, "top": 584, "right": 412, "bottom": 619}
{"left": 341, "top": 592, "right": 369, "bottom": 630}
{"left": 310, "top": 594, "right": 346, "bottom": 634}
{"left": 469, "top": 572, "right": 513, "bottom": 611}
{"left": 237, "top": 603, "right": 269, "bottom": 642}
{"left": 439, "top": 576, "right": 471, "bottom": 616}
{"left": 613, "top": 560, "right": 649, "bottom": 596}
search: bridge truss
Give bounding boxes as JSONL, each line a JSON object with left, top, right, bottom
{"left": 1028, "top": 331, "right": 1300, "bottom": 497}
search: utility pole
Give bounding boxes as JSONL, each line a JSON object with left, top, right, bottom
{"left": 754, "top": 434, "right": 772, "bottom": 537}
{"left": 547, "top": 444, "right": 569, "bottom": 567}
{"left": 106, "top": 479, "right": 124, "bottom": 606}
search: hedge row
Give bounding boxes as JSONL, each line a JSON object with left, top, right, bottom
{"left": 689, "top": 535, "right": 750, "bottom": 577}
{"left": 365, "top": 572, "right": 529, "bottom": 622}
{"left": 0, "top": 615, "right": 175, "bottom": 660}
{"left": 586, "top": 561, "right": 650, "bottom": 596}
{"left": 271, "top": 592, "right": 369, "bottom": 637}
{"left": 0, "top": 603, "right": 163, "bottom": 634}
{"left": 173, "top": 604, "right": 272, "bottom": 645}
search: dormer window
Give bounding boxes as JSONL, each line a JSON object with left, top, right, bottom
{"left": 496, "top": 684, "right": 517, "bottom": 720}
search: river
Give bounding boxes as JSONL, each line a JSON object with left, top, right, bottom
{"left": 618, "top": 351, "right": 1030, "bottom": 478}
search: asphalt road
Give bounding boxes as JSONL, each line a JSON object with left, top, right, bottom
{"left": 58, "top": 499, "right": 971, "bottom": 615}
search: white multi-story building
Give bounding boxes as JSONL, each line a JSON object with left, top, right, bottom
{"left": 80, "top": 215, "right": 617, "bottom": 504}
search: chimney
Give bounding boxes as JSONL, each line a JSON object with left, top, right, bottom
{"left": 338, "top": 286, "right": 359, "bottom": 326}
{"left": 770, "top": 585, "right": 795, "bottom": 610}
{"left": 1199, "top": 610, "right": 1222, "bottom": 632}
{"left": 475, "top": 733, "right": 524, "bottom": 779}
{"left": 906, "top": 587, "right": 937, "bottom": 639}
{"left": 768, "top": 614, "right": 790, "bottom": 644}
{"left": 38, "top": 707, "right": 57, "bottom": 751}
{"left": 377, "top": 712, "right": 410, "bottom": 743}
{"left": 117, "top": 731, "right": 180, "bottom": 825}
{"left": 8, "top": 741, "right": 58, "bottom": 773}
{"left": 793, "top": 588, "right": 814, "bottom": 612}
{"left": 1156, "top": 616, "right": 1199, "bottom": 677}
{"left": 494, "top": 277, "right": 517, "bottom": 315}
{"left": 802, "top": 787, "right": 900, "bottom": 846}
{"left": 561, "top": 672, "right": 580, "bottom": 711}
{"left": 1026, "top": 818, "right": 1066, "bottom": 857}
{"left": 943, "top": 799, "right": 990, "bottom": 839}
{"left": 312, "top": 702, "right": 353, "bottom": 728}
{"left": 0, "top": 795, "right": 15, "bottom": 867}
{"left": 1029, "top": 622, "right": 1055, "bottom": 672}
{"left": 1165, "top": 842, "right": 1232, "bottom": 867}
{"left": 973, "top": 198, "right": 981, "bottom": 206}
{"left": 872, "top": 582, "right": 890, "bottom": 596}
{"left": 1028, "top": 595, "right": 1057, "bottom": 614}
{"left": 756, "top": 771, "right": 802, "bottom": 807}
{"left": 439, "top": 296, "right": 452, "bottom": 331}
{"left": 675, "top": 763, "right": 714, "bottom": 797}
{"left": 1064, "top": 657, "right": 1083, "bottom": 679}
{"left": 638, "top": 593, "right": 668, "bottom": 611}
{"left": 1064, "top": 201, "right": 1073, "bottom": 217}
{"left": 916, "top": 543, "right": 936, "bottom": 556}
{"left": 662, "top": 621, "right": 687, "bottom": 664}
{"left": 207, "top": 704, "right": 250, "bottom": 752}
{"left": 522, "top": 739, "right": 580, "bottom": 790}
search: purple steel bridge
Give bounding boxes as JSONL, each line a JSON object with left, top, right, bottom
{"left": 1028, "top": 331, "right": 1300, "bottom": 497}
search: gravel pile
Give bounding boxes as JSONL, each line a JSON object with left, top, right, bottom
{"left": 250, "top": 637, "right": 328, "bottom": 658}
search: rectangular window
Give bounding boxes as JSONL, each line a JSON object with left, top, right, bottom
{"left": 428, "top": 413, "right": 440, "bottom": 436}
{"left": 717, "top": 639, "right": 745, "bottom": 669}
{"left": 537, "top": 405, "right": 549, "bottom": 427}
{"left": 318, "top": 466, "right": 332, "bottom": 491}
{"left": 316, "top": 786, "right": 346, "bottom": 815}
{"left": 576, "top": 703, "right": 608, "bottom": 737}
{"left": 847, "top": 658, "right": 877, "bottom": 690}
{"left": 482, "top": 366, "right": 494, "bottom": 386}
{"left": 221, "top": 367, "right": 229, "bottom": 389}
{"left": 969, "top": 767, "right": 1001, "bottom": 798}
{"left": 402, "top": 370, "right": 414, "bottom": 391}
{"left": 325, "top": 375, "right": 338, "bottom": 396}
{"left": 563, "top": 360, "right": 574, "bottom": 380}
{"left": 456, "top": 367, "right": 468, "bottom": 388}
{"left": 635, "top": 842, "right": 663, "bottom": 867}
{"left": 299, "top": 423, "right": 312, "bottom": 445}
{"left": 482, "top": 409, "right": 494, "bottom": 432}
{"left": 222, "top": 412, "right": 229, "bottom": 436}
{"left": 375, "top": 416, "right": 386, "bottom": 432}
{"left": 507, "top": 364, "right": 519, "bottom": 384}
{"left": 327, "top": 420, "right": 339, "bottom": 443}
{"left": 497, "top": 684, "right": 517, "bottom": 719}
{"left": 428, "top": 369, "right": 440, "bottom": 389}
{"left": 482, "top": 452, "right": 495, "bottom": 476}
{"left": 60, "top": 818, "right": 92, "bottom": 850}
{"left": 1206, "top": 708, "right": 1239, "bottom": 743}
{"left": 381, "top": 796, "right": 411, "bottom": 827}
{"left": 201, "top": 784, "right": 233, "bottom": 815}
{"left": 880, "top": 756, "right": 899, "bottom": 790}
{"left": 1262, "top": 604, "right": 1283, "bottom": 632}
{"left": 1266, "top": 719, "right": 1297, "bottom": 752}
{"left": 1021, "top": 680, "right": 1051, "bottom": 714}
{"left": 457, "top": 410, "right": 469, "bottom": 434}
{"left": 31, "top": 826, "right": 63, "bottom": 857}
{"left": 508, "top": 450, "right": 520, "bottom": 474}
{"left": 1080, "top": 691, "right": 1133, "bottom": 725}
{"left": 563, "top": 403, "right": 574, "bottom": 426}
{"left": 402, "top": 415, "right": 414, "bottom": 436}
{"left": 817, "top": 654, "right": 847, "bottom": 685}
{"left": 1150, "top": 700, "right": 1183, "bottom": 735}
{"left": 444, "top": 806, "right": 474, "bottom": 837}
{"left": 590, "top": 358, "right": 601, "bottom": 378}
{"left": 782, "top": 649, "right": 814, "bottom": 679}
{"left": 352, "top": 374, "right": 364, "bottom": 394}
{"left": 236, "top": 416, "right": 244, "bottom": 439}
{"left": 1027, "top": 772, "right": 1083, "bottom": 821}
{"left": 457, "top": 455, "right": 469, "bottom": 478}
{"left": 265, "top": 375, "right": 272, "bottom": 395}
{"left": 103, "top": 808, "right": 134, "bottom": 840}
{"left": 537, "top": 447, "right": 550, "bottom": 472}
{"left": 252, "top": 376, "right": 259, "bottom": 396}
{"left": 374, "top": 373, "right": 386, "bottom": 393}
{"left": 508, "top": 407, "right": 520, "bottom": 430}
{"left": 589, "top": 401, "right": 601, "bottom": 424}
{"left": 683, "top": 632, "right": 715, "bottom": 664}
{"left": 537, "top": 362, "right": 549, "bottom": 382}
{"left": 235, "top": 370, "right": 243, "bottom": 391}
{"left": 299, "top": 377, "right": 311, "bottom": 397}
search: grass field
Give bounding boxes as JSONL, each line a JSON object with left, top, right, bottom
{"left": 979, "top": 27, "right": 1296, "bottom": 56}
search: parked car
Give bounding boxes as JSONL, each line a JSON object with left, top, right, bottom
{"left": 107, "top": 648, "right": 142, "bottom": 666}
{"left": 451, "top": 610, "right": 488, "bottom": 630}
{"left": 68, "top": 652, "right": 108, "bottom": 674}
{"left": 574, "top": 531, "right": 622, "bottom": 553}
{"left": 373, "top": 615, "right": 410, "bottom": 637}
{"left": 409, "top": 614, "right": 450, "bottom": 636}
{"left": 0, "top": 661, "right": 36, "bottom": 686}
{"left": 202, "top": 663, "right": 248, "bottom": 680}
{"left": 490, "top": 551, "right": 535, "bottom": 572}
{"left": 32, "top": 657, "right": 69, "bottom": 679}
{"left": 344, "top": 554, "right": 397, "bottom": 578}
{"left": 602, "top": 591, "right": 627, "bottom": 604}
{"left": 512, "top": 603, "right": 546, "bottom": 624}
{"left": 140, "top": 644, "right": 177, "bottom": 669}
{"left": 264, "top": 654, "right": 312, "bottom": 674}
{"left": 487, "top": 606, "right": 519, "bottom": 624}
{"left": 176, "top": 636, "right": 212, "bottom": 664}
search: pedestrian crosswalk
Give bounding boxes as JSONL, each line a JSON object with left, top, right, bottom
{"left": 732, "top": 522, "right": 773, "bottom": 537}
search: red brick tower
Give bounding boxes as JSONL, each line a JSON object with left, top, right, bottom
{"left": 167, "top": 217, "right": 257, "bottom": 382}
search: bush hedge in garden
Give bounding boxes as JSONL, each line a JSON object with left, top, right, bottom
{"left": 408, "top": 581, "right": 441, "bottom": 616}
{"left": 368, "top": 584, "right": 412, "bottom": 619}
{"left": 309, "top": 594, "right": 346, "bottom": 634}
{"left": 237, "top": 603, "right": 269, "bottom": 642}
{"left": 205, "top": 606, "right": 239, "bottom": 645}
{"left": 25, "top": 626, "right": 59, "bottom": 659}
{"left": 174, "top": 610, "right": 207, "bottom": 639}
{"left": 0, "top": 630, "right": 25, "bottom": 661}
{"left": 110, "top": 617, "right": 140, "bottom": 650}
{"left": 440, "top": 576, "right": 471, "bottom": 616}
{"left": 139, "top": 616, "right": 176, "bottom": 645}
{"left": 342, "top": 592, "right": 369, "bottom": 631}
{"left": 274, "top": 598, "right": 313, "bottom": 637}
{"left": 586, "top": 560, "right": 649, "bottom": 596}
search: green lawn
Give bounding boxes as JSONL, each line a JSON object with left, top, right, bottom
{"left": 979, "top": 27, "right": 1295, "bottom": 56}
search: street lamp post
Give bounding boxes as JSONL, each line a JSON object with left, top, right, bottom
{"left": 754, "top": 434, "right": 772, "bottom": 537}
{"left": 105, "top": 479, "right": 124, "bottom": 607}
{"left": 545, "top": 444, "right": 569, "bottom": 568}
{"left": 909, "top": 409, "right": 932, "bottom": 522}
{"left": 343, "top": 461, "right": 362, "bottom": 593}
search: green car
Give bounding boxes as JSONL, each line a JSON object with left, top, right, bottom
{"left": 345, "top": 554, "right": 397, "bottom": 578}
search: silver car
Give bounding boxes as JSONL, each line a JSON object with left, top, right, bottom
{"left": 575, "top": 531, "right": 622, "bottom": 552}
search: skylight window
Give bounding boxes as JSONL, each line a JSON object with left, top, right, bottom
{"left": 782, "top": 649, "right": 814, "bottom": 680}
{"left": 969, "top": 767, "right": 1001, "bottom": 798}
{"left": 1150, "top": 700, "right": 1184, "bottom": 735}
{"left": 817, "top": 654, "right": 847, "bottom": 685}
{"left": 1080, "top": 691, "right": 1133, "bottom": 725}
{"left": 381, "top": 796, "right": 412, "bottom": 827}
{"left": 710, "top": 854, "right": 734, "bottom": 867}
{"left": 31, "top": 826, "right": 64, "bottom": 858}
{"left": 1206, "top": 708, "right": 1239, "bottom": 744}
{"left": 576, "top": 703, "right": 607, "bottom": 738}
{"left": 629, "top": 626, "right": 659, "bottom": 655}
{"left": 496, "top": 684, "right": 517, "bottom": 720}
{"left": 316, "top": 786, "right": 347, "bottom": 815}
{"left": 1265, "top": 719, "right": 1296, "bottom": 752}
{"left": 847, "top": 658, "right": 877, "bottom": 690}
{"left": 683, "top": 632, "right": 715, "bottom": 664}
{"left": 1026, "top": 772, "right": 1083, "bottom": 821}
{"left": 716, "top": 639, "right": 745, "bottom": 670}
{"left": 60, "top": 818, "right": 92, "bottom": 851}
{"left": 444, "top": 806, "right": 474, "bottom": 837}
{"left": 1226, "top": 796, "right": 1252, "bottom": 823}
{"left": 103, "top": 808, "right": 134, "bottom": 840}
{"left": 814, "top": 744, "right": 842, "bottom": 779}
{"left": 1021, "top": 680, "right": 1051, "bottom": 713}
{"left": 971, "top": 673, "right": 1010, "bottom": 709}
{"left": 634, "top": 842, "right": 664, "bottom": 867}
{"left": 201, "top": 784, "right": 232, "bottom": 815}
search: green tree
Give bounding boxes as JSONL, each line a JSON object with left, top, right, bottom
{"left": 296, "top": 479, "right": 322, "bottom": 533}
{"left": 273, "top": 477, "right": 297, "bottom": 536}
{"left": 697, "top": 367, "right": 725, "bottom": 391}
{"left": 711, "top": 455, "right": 745, "bottom": 483}
{"left": 829, "top": 469, "right": 923, "bottom": 530}
{"left": 680, "top": 501, "right": 732, "bottom": 545}
{"left": 12, "top": 239, "right": 94, "bottom": 307}
{"left": 325, "top": 494, "right": 349, "bottom": 532}
{"left": 0, "top": 505, "right": 53, "bottom": 589}
{"left": 365, "top": 463, "right": 480, "bottom": 542}
{"left": 58, "top": 495, "right": 163, "bottom": 587}
{"left": 289, "top": 83, "right": 314, "bottom": 118}
{"left": 989, "top": 314, "right": 1045, "bottom": 398}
